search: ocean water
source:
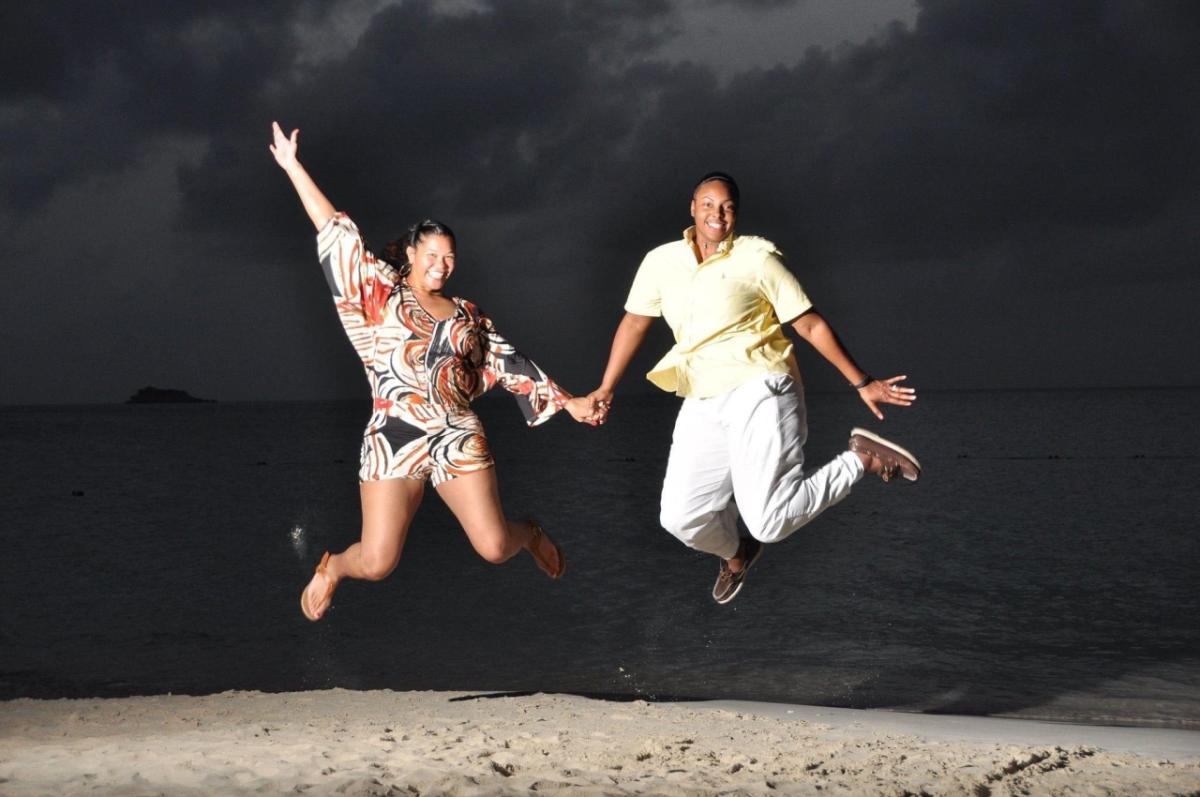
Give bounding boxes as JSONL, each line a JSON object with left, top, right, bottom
{"left": 1, "top": 389, "right": 1198, "bottom": 729}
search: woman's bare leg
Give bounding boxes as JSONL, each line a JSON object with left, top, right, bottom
{"left": 301, "top": 477, "right": 424, "bottom": 620}
{"left": 435, "top": 468, "right": 535, "bottom": 564}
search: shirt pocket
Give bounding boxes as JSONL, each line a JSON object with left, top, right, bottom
{"left": 694, "top": 272, "right": 762, "bottom": 329}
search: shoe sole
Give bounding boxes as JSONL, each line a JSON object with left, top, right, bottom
{"left": 714, "top": 539, "right": 765, "bottom": 605}
{"left": 850, "top": 427, "right": 921, "bottom": 480}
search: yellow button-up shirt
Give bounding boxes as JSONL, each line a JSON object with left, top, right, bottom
{"left": 624, "top": 227, "right": 813, "bottom": 398}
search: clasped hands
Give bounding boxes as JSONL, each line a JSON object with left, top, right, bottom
{"left": 563, "top": 393, "right": 611, "bottom": 426}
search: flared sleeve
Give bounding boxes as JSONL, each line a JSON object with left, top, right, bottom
{"left": 315, "top": 213, "right": 398, "bottom": 363}
{"left": 476, "top": 313, "right": 571, "bottom": 426}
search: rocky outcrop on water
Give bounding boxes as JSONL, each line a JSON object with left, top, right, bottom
{"left": 126, "top": 386, "right": 215, "bottom": 404}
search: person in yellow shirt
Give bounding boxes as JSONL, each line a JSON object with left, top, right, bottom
{"left": 588, "top": 172, "right": 921, "bottom": 604}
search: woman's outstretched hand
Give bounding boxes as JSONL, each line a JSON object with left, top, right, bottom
{"left": 269, "top": 121, "right": 300, "bottom": 171}
{"left": 269, "top": 121, "right": 335, "bottom": 231}
{"left": 564, "top": 396, "right": 603, "bottom": 426}
{"left": 858, "top": 375, "right": 916, "bottom": 420}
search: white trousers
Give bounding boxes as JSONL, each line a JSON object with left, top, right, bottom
{"left": 659, "top": 372, "right": 864, "bottom": 559}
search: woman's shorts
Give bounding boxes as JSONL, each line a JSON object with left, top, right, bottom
{"left": 359, "top": 411, "right": 494, "bottom": 486}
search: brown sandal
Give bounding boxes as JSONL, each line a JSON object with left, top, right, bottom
{"left": 526, "top": 520, "right": 566, "bottom": 580}
{"left": 300, "top": 551, "right": 338, "bottom": 621}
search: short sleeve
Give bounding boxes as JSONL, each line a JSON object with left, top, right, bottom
{"left": 759, "top": 252, "right": 812, "bottom": 324}
{"left": 623, "top": 251, "right": 663, "bottom": 317}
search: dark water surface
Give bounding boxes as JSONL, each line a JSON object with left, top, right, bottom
{"left": 2, "top": 389, "right": 1198, "bottom": 729}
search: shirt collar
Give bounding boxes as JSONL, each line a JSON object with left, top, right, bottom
{"left": 683, "top": 226, "right": 736, "bottom": 262}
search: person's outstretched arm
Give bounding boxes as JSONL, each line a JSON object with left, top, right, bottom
{"left": 790, "top": 310, "right": 916, "bottom": 420}
{"left": 270, "top": 121, "right": 335, "bottom": 231}
{"left": 477, "top": 313, "right": 600, "bottom": 426}
{"left": 271, "top": 120, "right": 397, "bottom": 353}
{"left": 587, "top": 312, "right": 655, "bottom": 423}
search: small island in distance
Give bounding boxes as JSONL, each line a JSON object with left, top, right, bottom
{"left": 126, "top": 386, "right": 216, "bottom": 404}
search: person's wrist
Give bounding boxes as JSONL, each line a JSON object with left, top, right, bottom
{"left": 850, "top": 374, "right": 873, "bottom": 390}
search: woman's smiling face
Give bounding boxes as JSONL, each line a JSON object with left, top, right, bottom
{"left": 406, "top": 233, "right": 456, "bottom": 291}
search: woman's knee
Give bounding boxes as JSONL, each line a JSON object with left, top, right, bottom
{"left": 468, "top": 526, "right": 514, "bottom": 565}
{"left": 475, "top": 543, "right": 510, "bottom": 565}
{"left": 472, "top": 537, "right": 511, "bottom": 564}
{"left": 358, "top": 547, "right": 400, "bottom": 580}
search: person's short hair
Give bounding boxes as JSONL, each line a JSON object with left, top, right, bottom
{"left": 693, "top": 171, "right": 739, "bottom": 206}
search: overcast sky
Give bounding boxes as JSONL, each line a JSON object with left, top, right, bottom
{"left": 2, "top": 0, "right": 1197, "bottom": 405}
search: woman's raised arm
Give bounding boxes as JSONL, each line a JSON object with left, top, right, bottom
{"left": 270, "top": 121, "right": 336, "bottom": 231}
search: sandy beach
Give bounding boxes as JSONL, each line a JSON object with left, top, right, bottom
{"left": 1, "top": 690, "right": 1197, "bottom": 796}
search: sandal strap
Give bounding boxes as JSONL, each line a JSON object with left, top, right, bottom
{"left": 526, "top": 519, "right": 564, "bottom": 579}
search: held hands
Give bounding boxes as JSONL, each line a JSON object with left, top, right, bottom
{"left": 585, "top": 388, "right": 613, "bottom": 426}
{"left": 564, "top": 396, "right": 604, "bottom": 426}
{"left": 857, "top": 375, "right": 916, "bottom": 420}
{"left": 269, "top": 121, "right": 300, "bottom": 172}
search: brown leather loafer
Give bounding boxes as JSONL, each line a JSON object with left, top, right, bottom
{"left": 849, "top": 428, "right": 921, "bottom": 482}
{"left": 712, "top": 537, "right": 764, "bottom": 604}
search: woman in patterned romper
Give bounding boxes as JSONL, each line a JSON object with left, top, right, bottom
{"left": 270, "top": 122, "right": 598, "bottom": 621}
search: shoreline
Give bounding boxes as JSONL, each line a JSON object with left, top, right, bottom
{"left": 708, "top": 700, "right": 1200, "bottom": 761}
{"left": 2, "top": 689, "right": 1196, "bottom": 795}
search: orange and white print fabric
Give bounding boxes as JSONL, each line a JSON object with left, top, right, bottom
{"left": 316, "top": 213, "right": 570, "bottom": 484}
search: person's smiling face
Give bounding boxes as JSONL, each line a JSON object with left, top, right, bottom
{"left": 406, "top": 233, "right": 456, "bottom": 292}
{"left": 690, "top": 180, "right": 737, "bottom": 247}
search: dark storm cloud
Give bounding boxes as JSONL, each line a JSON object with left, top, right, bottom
{"left": 176, "top": 0, "right": 678, "bottom": 246}
{"left": 0, "top": 1, "right": 320, "bottom": 209}
{"left": 14, "top": 0, "right": 1196, "bottom": 276}
{"left": 607, "top": 0, "right": 1200, "bottom": 283}
{"left": 4, "top": 0, "right": 1198, "bottom": 403}
{"left": 812, "top": 0, "right": 1200, "bottom": 265}
{"left": 703, "top": 0, "right": 802, "bottom": 8}
{"left": 218, "top": 1, "right": 1199, "bottom": 273}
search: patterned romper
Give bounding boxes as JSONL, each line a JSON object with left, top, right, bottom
{"left": 317, "top": 213, "right": 571, "bottom": 485}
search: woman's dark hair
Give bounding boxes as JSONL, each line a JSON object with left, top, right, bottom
{"left": 380, "top": 219, "right": 457, "bottom": 276}
{"left": 693, "top": 171, "right": 740, "bottom": 207}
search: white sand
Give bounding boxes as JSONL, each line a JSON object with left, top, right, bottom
{"left": 1, "top": 689, "right": 1197, "bottom": 795}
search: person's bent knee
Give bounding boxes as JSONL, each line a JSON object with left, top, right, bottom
{"left": 748, "top": 527, "right": 784, "bottom": 544}
{"left": 471, "top": 534, "right": 513, "bottom": 565}
{"left": 658, "top": 508, "right": 687, "bottom": 540}
{"left": 659, "top": 508, "right": 706, "bottom": 549}
{"left": 475, "top": 544, "right": 510, "bottom": 565}
{"left": 745, "top": 515, "right": 799, "bottom": 545}
{"left": 358, "top": 549, "right": 399, "bottom": 581}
